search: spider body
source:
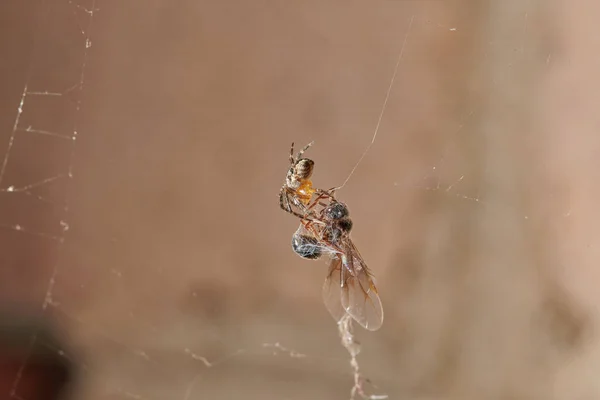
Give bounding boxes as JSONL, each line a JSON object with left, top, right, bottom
{"left": 279, "top": 142, "right": 318, "bottom": 219}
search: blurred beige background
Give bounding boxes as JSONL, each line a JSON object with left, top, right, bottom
{"left": 0, "top": 1, "right": 599, "bottom": 399}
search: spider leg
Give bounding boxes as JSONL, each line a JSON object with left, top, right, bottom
{"left": 305, "top": 189, "right": 335, "bottom": 213}
{"left": 301, "top": 218, "right": 323, "bottom": 240}
{"left": 314, "top": 187, "right": 338, "bottom": 200}
{"left": 279, "top": 187, "right": 304, "bottom": 219}
{"left": 279, "top": 187, "right": 319, "bottom": 221}
{"left": 295, "top": 141, "right": 314, "bottom": 160}
{"left": 322, "top": 186, "right": 339, "bottom": 198}
{"left": 289, "top": 142, "right": 295, "bottom": 165}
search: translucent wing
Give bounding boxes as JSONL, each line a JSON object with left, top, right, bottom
{"left": 341, "top": 240, "right": 384, "bottom": 331}
{"left": 322, "top": 255, "right": 347, "bottom": 324}
{"left": 322, "top": 240, "right": 384, "bottom": 331}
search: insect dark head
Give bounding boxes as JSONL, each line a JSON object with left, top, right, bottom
{"left": 324, "top": 202, "right": 349, "bottom": 220}
{"left": 335, "top": 217, "right": 353, "bottom": 234}
{"left": 294, "top": 158, "right": 314, "bottom": 179}
{"left": 291, "top": 233, "right": 322, "bottom": 259}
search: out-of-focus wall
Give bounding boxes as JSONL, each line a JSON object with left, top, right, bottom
{"left": 0, "top": 1, "right": 598, "bottom": 399}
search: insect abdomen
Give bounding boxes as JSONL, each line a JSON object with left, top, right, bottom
{"left": 292, "top": 233, "right": 322, "bottom": 259}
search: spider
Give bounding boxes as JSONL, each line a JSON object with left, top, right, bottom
{"left": 278, "top": 141, "right": 335, "bottom": 221}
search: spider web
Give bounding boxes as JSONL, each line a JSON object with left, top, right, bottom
{"left": 1, "top": 0, "right": 96, "bottom": 398}
{"left": 2, "top": 2, "right": 394, "bottom": 399}
{"left": 1, "top": 1, "right": 586, "bottom": 400}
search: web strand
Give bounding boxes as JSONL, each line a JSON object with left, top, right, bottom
{"left": 334, "top": 15, "right": 415, "bottom": 192}
{"left": 7, "top": 0, "right": 98, "bottom": 398}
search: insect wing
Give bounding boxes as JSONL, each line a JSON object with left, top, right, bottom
{"left": 322, "top": 255, "right": 347, "bottom": 325}
{"left": 340, "top": 241, "right": 384, "bottom": 331}
{"left": 321, "top": 244, "right": 384, "bottom": 331}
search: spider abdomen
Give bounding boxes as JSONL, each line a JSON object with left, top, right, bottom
{"left": 295, "top": 158, "right": 314, "bottom": 180}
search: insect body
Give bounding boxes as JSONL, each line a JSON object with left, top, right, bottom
{"left": 321, "top": 201, "right": 353, "bottom": 244}
{"left": 292, "top": 200, "right": 384, "bottom": 331}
